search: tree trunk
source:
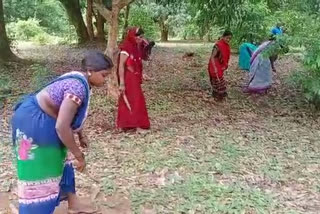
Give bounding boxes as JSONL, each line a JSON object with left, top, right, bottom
{"left": 160, "top": 21, "right": 168, "bottom": 42}
{"left": 105, "top": 7, "right": 120, "bottom": 99}
{"left": 59, "top": 0, "right": 89, "bottom": 44}
{"left": 0, "top": 0, "right": 16, "bottom": 61}
{"left": 95, "top": 11, "right": 105, "bottom": 42}
{"left": 86, "top": 0, "right": 94, "bottom": 40}
{"left": 122, "top": 4, "right": 130, "bottom": 39}
{"left": 94, "top": 0, "right": 134, "bottom": 99}
{"left": 206, "top": 33, "right": 210, "bottom": 42}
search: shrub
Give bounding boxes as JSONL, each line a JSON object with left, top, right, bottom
{"left": 287, "top": 13, "right": 320, "bottom": 108}
{"left": 6, "top": 18, "right": 63, "bottom": 45}
{"left": 7, "top": 19, "right": 47, "bottom": 41}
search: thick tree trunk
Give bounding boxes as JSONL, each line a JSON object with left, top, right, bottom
{"left": 105, "top": 7, "right": 120, "bottom": 99}
{"left": 59, "top": 0, "right": 89, "bottom": 44}
{"left": 95, "top": 11, "right": 105, "bottom": 42}
{"left": 86, "top": 0, "right": 94, "bottom": 40}
{"left": 160, "top": 21, "right": 168, "bottom": 42}
{"left": 0, "top": 0, "right": 16, "bottom": 61}
{"left": 122, "top": 4, "right": 130, "bottom": 39}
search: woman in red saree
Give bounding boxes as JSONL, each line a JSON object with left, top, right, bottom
{"left": 208, "top": 30, "right": 232, "bottom": 100}
{"left": 117, "top": 27, "right": 150, "bottom": 131}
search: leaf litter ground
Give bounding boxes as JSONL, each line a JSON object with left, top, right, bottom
{"left": 1, "top": 42, "right": 320, "bottom": 214}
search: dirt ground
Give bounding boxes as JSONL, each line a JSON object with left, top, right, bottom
{"left": 0, "top": 42, "right": 319, "bottom": 213}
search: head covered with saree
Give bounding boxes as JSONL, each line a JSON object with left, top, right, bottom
{"left": 119, "top": 27, "right": 144, "bottom": 59}
{"left": 119, "top": 27, "right": 155, "bottom": 61}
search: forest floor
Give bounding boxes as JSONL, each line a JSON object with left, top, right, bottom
{"left": 1, "top": 42, "right": 320, "bottom": 214}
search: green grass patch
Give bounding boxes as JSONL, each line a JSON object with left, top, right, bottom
{"left": 131, "top": 174, "right": 274, "bottom": 213}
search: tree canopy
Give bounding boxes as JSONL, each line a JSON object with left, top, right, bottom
{"left": 0, "top": 0, "right": 319, "bottom": 104}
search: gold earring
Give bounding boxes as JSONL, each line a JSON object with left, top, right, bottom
{"left": 87, "top": 71, "right": 92, "bottom": 77}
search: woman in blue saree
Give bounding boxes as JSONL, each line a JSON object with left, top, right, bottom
{"left": 239, "top": 42, "right": 257, "bottom": 71}
{"left": 11, "top": 51, "right": 113, "bottom": 214}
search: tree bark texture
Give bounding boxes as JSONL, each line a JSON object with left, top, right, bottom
{"left": 59, "top": 0, "right": 90, "bottom": 44}
{"left": 86, "top": 0, "right": 94, "bottom": 40}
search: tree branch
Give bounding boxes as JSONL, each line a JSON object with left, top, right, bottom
{"left": 93, "top": 0, "right": 111, "bottom": 21}
{"left": 118, "top": 0, "right": 134, "bottom": 9}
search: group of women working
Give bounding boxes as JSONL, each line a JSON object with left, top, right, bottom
{"left": 208, "top": 30, "right": 285, "bottom": 100}
{"left": 11, "top": 26, "right": 285, "bottom": 213}
{"left": 11, "top": 27, "right": 151, "bottom": 214}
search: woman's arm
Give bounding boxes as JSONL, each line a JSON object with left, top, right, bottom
{"left": 210, "top": 46, "right": 218, "bottom": 65}
{"left": 270, "top": 55, "right": 278, "bottom": 72}
{"left": 118, "top": 53, "right": 129, "bottom": 92}
{"left": 56, "top": 99, "right": 85, "bottom": 170}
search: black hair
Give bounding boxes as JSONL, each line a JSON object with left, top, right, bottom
{"left": 149, "top": 41, "right": 155, "bottom": 47}
{"left": 222, "top": 30, "right": 233, "bottom": 37}
{"left": 136, "top": 28, "right": 145, "bottom": 36}
{"left": 81, "top": 51, "right": 113, "bottom": 72}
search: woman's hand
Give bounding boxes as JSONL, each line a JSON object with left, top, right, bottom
{"left": 119, "top": 83, "right": 125, "bottom": 93}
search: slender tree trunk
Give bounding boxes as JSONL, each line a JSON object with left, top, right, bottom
{"left": 105, "top": 7, "right": 120, "bottom": 99}
{"left": 122, "top": 4, "right": 130, "bottom": 39}
{"left": 94, "top": 0, "right": 134, "bottom": 98}
{"left": 0, "top": 0, "right": 16, "bottom": 61}
{"left": 86, "top": 0, "right": 94, "bottom": 40}
{"left": 206, "top": 33, "right": 211, "bottom": 42}
{"left": 199, "top": 29, "right": 205, "bottom": 41}
{"left": 59, "top": 0, "right": 89, "bottom": 44}
{"left": 95, "top": 11, "right": 105, "bottom": 42}
{"left": 159, "top": 20, "right": 168, "bottom": 42}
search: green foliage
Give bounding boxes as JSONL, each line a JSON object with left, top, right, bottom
{"left": 128, "top": 5, "right": 158, "bottom": 39}
{"left": 3, "top": 0, "right": 37, "bottom": 21}
{"left": 282, "top": 9, "right": 320, "bottom": 107}
{"left": 6, "top": 19, "right": 58, "bottom": 44}
{"left": 259, "top": 36, "right": 289, "bottom": 59}
{"left": 4, "top": 0, "right": 75, "bottom": 42}
{"left": 33, "top": 0, "right": 72, "bottom": 36}
{"left": 165, "top": 4, "right": 191, "bottom": 38}
{"left": 190, "top": 0, "right": 245, "bottom": 27}
{"left": 134, "top": 0, "right": 191, "bottom": 40}
{"left": 7, "top": 19, "right": 47, "bottom": 40}
{"left": 230, "top": 0, "right": 271, "bottom": 47}
{"left": 290, "top": 41, "right": 320, "bottom": 108}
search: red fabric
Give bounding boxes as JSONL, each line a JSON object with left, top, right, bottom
{"left": 117, "top": 27, "right": 150, "bottom": 130}
{"left": 208, "top": 39, "right": 231, "bottom": 79}
{"left": 119, "top": 27, "right": 142, "bottom": 60}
